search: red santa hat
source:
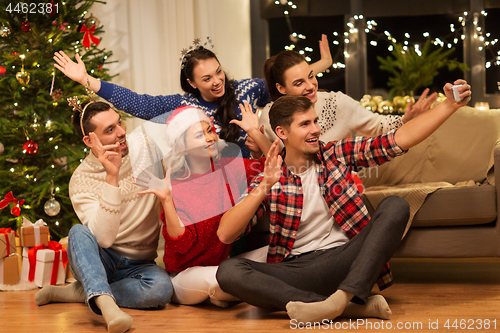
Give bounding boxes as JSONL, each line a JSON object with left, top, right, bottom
{"left": 165, "top": 106, "right": 214, "bottom": 147}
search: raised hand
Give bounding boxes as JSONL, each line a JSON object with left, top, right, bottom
{"left": 318, "top": 33, "right": 332, "bottom": 66}
{"left": 402, "top": 88, "right": 438, "bottom": 123}
{"left": 444, "top": 79, "right": 471, "bottom": 108}
{"left": 231, "top": 102, "right": 259, "bottom": 133}
{"left": 88, "top": 132, "right": 121, "bottom": 177}
{"left": 135, "top": 168, "right": 172, "bottom": 203}
{"left": 263, "top": 139, "right": 283, "bottom": 186}
{"left": 53, "top": 51, "right": 88, "bottom": 86}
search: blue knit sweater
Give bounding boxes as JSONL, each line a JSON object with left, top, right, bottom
{"left": 97, "top": 79, "right": 270, "bottom": 158}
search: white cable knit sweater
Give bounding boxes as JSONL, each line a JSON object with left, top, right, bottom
{"left": 69, "top": 132, "right": 164, "bottom": 261}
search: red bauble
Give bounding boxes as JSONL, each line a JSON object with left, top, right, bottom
{"left": 23, "top": 140, "right": 38, "bottom": 154}
{"left": 0, "top": 66, "right": 5, "bottom": 76}
{"left": 21, "top": 21, "right": 31, "bottom": 32}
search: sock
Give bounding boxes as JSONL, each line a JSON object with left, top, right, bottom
{"left": 286, "top": 290, "right": 353, "bottom": 323}
{"left": 35, "top": 281, "right": 86, "bottom": 306}
{"left": 340, "top": 294, "right": 392, "bottom": 320}
{"left": 94, "top": 295, "right": 133, "bottom": 333}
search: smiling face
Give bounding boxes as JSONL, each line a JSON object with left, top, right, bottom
{"left": 187, "top": 58, "right": 226, "bottom": 102}
{"left": 87, "top": 109, "right": 128, "bottom": 157}
{"left": 277, "top": 106, "right": 321, "bottom": 157}
{"left": 184, "top": 121, "right": 219, "bottom": 163}
{"left": 276, "top": 61, "right": 318, "bottom": 104}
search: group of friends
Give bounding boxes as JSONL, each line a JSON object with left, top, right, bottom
{"left": 33, "top": 35, "right": 471, "bottom": 333}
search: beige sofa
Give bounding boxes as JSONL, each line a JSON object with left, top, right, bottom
{"left": 245, "top": 106, "right": 500, "bottom": 258}
{"left": 360, "top": 106, "right": 500, "bottom": 257}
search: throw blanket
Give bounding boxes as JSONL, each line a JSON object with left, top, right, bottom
{"left": 363, "top": 182, "right": 453, "bottom": 237}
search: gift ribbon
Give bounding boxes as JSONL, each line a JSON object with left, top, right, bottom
{"left": 80, "top": 24, "right": 100, "bottom": 48}
{"left": 0, "top": 191, "right": 25, "bottom": 216}
{"left": 0, "top": 228, "right": 14, "bottom": 256}
{"left": 21, "top": 217, "right": 47, "bottom": 246}
{"left": 27, "top": 241, "right": 68, "bottom": 284}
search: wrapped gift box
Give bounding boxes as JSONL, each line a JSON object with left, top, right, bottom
{"left": 20, "top": 220, "right": 49, "bottom": 248}
{"left": 0, "top": 254, "right": 19, "bottom": 285}
{"left": 0, "top": 228, "right": 16, "bottom": 259}
{"left": 34, "top": 248, "right": 66, "bottom": 287}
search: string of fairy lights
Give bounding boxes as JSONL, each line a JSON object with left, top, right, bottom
{"left": 274, "top": 1, "right": 500, "bottom": 75}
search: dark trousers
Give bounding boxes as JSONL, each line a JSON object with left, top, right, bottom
{"left": 216, "top": 196, "right": 409, "bottom": 311}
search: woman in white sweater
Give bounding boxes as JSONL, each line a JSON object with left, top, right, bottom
{"left": 253, "top": 50, "right": 437, "bottom": 151}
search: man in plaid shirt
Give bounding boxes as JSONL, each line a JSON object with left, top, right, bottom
{"left": 217, "top": 80, "right": 471, "bottom": 323}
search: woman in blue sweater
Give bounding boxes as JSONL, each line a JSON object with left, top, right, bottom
{"left": 54, "top": 35, "right": 332, "bottom": 158}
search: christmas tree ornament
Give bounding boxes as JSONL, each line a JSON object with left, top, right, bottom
{"left": 21, "top": 21, "right": 31, "bottom": 32}
{"left": 16, "top": 55, "right": 30, "bottom": 85}
{"left": 53, "top": 21, "right": 69, "bottom": 31}
{"left": 84, "top": 13, "right": 100, "bottom": 29}
{"left": 44, "top": 197, "right": 61, "bottom": 216}
{"left": 1, "top": 24, "right": 10, "bottom": 37}
{"left": 23, "top": 140, "right": 38, "bottom": 154}
{"left": 361, "top": 100, "right": 377, "bottom": 112}
{"left": 378, "top": 101, "right": 394, "bottom": 114}
{"left": 44, "top": 182, "right": 61, "bottom": 216}
{"left": 0, "top": 65, "right": 5, "bottom": 76}
{"left": 16, "top": 68, "right": 30, "bottom": 85}
{"left": 51, "top": 89, "right": 63, "bottom": 100}
{"left": 80, "top": 24, "right": 100, "bottom": 49}
{"left": 392, "top": 96, "right": 407, "bottom": 113}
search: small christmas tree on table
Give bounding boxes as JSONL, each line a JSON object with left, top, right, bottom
{"left": 0, "top": 0, "right": 115, "bottom": 239}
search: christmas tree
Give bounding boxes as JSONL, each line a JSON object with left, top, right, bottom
{"left": 0, "top": 0, "right": 114, "bottom": 239}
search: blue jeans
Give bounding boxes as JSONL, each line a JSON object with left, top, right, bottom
{"left": 67, "top": 224, "right": 173, "bottom": 314}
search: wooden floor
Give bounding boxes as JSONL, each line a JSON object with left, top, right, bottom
{"left": 2, "top": 258, "right": 500, "bottom": 333}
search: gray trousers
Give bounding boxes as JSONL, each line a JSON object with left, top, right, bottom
{"left": 216, "top": 196, "right": 409, "bottom": 310}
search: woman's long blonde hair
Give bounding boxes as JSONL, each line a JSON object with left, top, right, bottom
{"left": 164, "top": 121, "right": 221, "bottom": 180}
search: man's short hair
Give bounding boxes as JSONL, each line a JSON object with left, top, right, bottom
{"left": 269, "top": 95, "right": 313, "bottom": 133}
{"left": 71, "top": 101, "right": 113, "bottom": 138}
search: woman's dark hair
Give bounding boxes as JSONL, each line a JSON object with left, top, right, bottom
{"left": 71, "top": 101, "right": 112, "bottom": 138}
{"left": 263, "top": 50, "right": 306, "bottom": 101}
{"left": 180, "top": 47, "right": 240, "bottom": 143}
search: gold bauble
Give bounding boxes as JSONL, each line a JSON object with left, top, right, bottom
{"left": 372, "top": 95, "right": 383, "bottom": 105}
{"left": 431, "top": 93, "right": 446, "bottom": 108}
{"left": 361, "top": 100, "right": 377, "bottom": 112}
{"left": 360, "top": 96, "right": 371, "bottom": 104}
{"left": 404, "top": 95, "right": 415, "bottom": 106}
{"left": 392, "top": 96, "right": 407, "bottom": 112}
{"left": 16, "top": 70, "right": 30, "bottom": 85}
{"left": 85, "top": 13, "right": 99, "bottom": 28}
{"left": 378, "top": 101, "right": 394, "bottom": 114}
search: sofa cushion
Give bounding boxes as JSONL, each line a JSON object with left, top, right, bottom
{"left": 364, "top": 185, "right": 497, "bottom": 227}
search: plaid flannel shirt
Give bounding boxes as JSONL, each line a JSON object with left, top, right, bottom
{"left": 242, "top": 130, "right": 405, "bottom": 290}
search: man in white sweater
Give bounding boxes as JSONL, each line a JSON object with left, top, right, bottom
{"left": 35, "top": 101, "right": 172, "bottom": 333}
